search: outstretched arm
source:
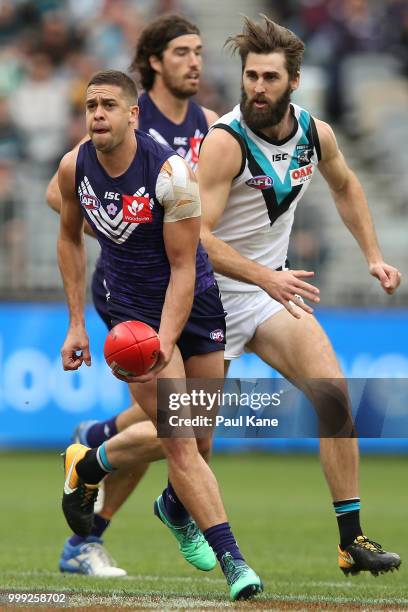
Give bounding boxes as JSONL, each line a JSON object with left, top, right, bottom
{"left": 57, "top": 150, "right": 91, "bottom": 370}
{"left": 316, "top": 119, "right": 401, "bottom": 294}
{"left": 198, "top": 128, "right": 320, "bottom": 318}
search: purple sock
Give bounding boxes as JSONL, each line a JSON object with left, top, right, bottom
{"left": 68, "top": 514, "right": 110, "bottom": 546}
{"left": 91, "top": 514, "right": 110, "bottom": 538}
{"left": 68, "top": 534, "right": 86, "bottom": 547}
{"left": 203, "top": 522, "right": 244, "bottom": 564}
{"left": 86, "top": 417, "right": 118, "bottom": 447}
{"left": 162, "top": 481, "right": 190, "bottom": 524}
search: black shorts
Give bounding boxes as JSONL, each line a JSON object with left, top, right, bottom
{"left": 108, "top": 284, "right": 226, "bottom": 361}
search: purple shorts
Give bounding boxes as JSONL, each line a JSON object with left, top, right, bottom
{"left": 91, "top": 258, "right": 111, "bottom": 329}
{"left": 91, "top": 260, "right": 226, "bottom": 361}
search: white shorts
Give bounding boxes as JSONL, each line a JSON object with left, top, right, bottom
{"left": 222, "top": 289, "right": 284, "bottom": 360}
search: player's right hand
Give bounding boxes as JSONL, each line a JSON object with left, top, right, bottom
{"left": 61, "top": 326, "right": 91, "bottom": 370}
{"left": 261, "top": 269, "right": 320, "bottom": 319}
{"left": 112, "top": 344, "right": 173, "bottom": 384}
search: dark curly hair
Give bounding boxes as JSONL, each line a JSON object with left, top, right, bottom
{"left": 130, "top": 14, "right": 200, "bottom": 91}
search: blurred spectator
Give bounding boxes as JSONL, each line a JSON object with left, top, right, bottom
{"left": 195, "top": 77, "right": 227, "bottom": 118}
{"left": 10, "top": 51, "right": 70, "bottom": 167}
{"left": 288, "top": 200, "right": 330, "bottom": 280}
{"left": 382, "top": 0, "right": 408, "bottom": 77}
{"left": 0, "top": 0, "right": 20, "bottom": 45}
{"left": 323, "top": 0, "right": 382, "bottom": 126}
{"left": 65, "top": 51, "right": 100, "bottom": 146}
{"left": 84, "top": 0, "right": 144, "bottom": 71}
{"left": 0, "top": 96, "right": 21, "bottom": 160}
{"left": 66, "top": 0, "right": 104, "bottom": 23}
{"left": 36, "top": 10, "right": 84, "bottom": 67}
{"left": 150, "top": 0, "right": 195, "bottom": 19}
{"left": 0, "top": 159, "right": 25, "bottom": 288}
{"left": 0, "top": 45, "right": 23, "bottom": 96}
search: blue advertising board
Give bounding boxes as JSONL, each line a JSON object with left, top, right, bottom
{"left": 0, "top": 304, "right": 407, "bottom": 452}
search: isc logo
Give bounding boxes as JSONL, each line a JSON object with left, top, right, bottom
{"left": 271, "top": 153, "right": 288, "bottom": 162}
{"left": 104, "top": 191, "right": 121, "bottom": 200}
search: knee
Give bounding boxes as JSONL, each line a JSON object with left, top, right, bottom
{"left": 308, "top": 378, "right": 354, "bottom": 436}
{"left": 163, "top": 439, "right": 199, "bottom": 472}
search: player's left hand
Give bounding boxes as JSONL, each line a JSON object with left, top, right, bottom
{"left": 369, "top": 261, "right": 402, "bottom": 295}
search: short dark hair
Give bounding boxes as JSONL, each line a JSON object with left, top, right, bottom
{"left": 87, "top": 70, "right": 138, "bottom": 103}
{"left": 130, "top": 14, "right": 200, "bottom": 91}
{"left": 225, "top": 15, "right": 305, "bottom": 80}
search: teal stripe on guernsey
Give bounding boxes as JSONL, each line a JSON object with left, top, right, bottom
{"left": 335, "top": 502, "right": 361, "bottom": 515}
{"left": 98, "top": 442, "right": 115, "bottom": 472}
{"left": 230, "top": 118, "right": 275, "bottom": 176}
{"left": 230, "top": 113, "right": 311, "bottom": 205}
{"left": 298, "top": 108, "right": 310, "bottom": 134}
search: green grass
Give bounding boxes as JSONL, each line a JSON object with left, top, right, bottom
{"left": 0, "top": 451, "right": 406, "bottom": 609}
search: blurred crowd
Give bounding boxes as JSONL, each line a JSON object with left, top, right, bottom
{"left": 0, "top": 0, "right": 406, "bottom": 298}
{"left": 267, "top": 0, "right": 408, "bottom": 127}
{"left": 0, "top": 0, "right": 223, "bottom": 292}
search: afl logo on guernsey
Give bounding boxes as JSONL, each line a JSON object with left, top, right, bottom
{"left": 80, "top": 194, "right": 100, "bottom": 210}
{"left": 246, "top": 175, "right": 273, "bottom": 190}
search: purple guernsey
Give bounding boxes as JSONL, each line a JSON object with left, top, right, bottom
{"left": 76, "top": 129, "right": 213, "bottom": 311}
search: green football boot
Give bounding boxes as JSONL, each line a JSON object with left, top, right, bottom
{"left": 154, "top": 495, "right": 216, "bottom": 571}
{"left": 220, "top": 552, "right": 263, "bottom": 601}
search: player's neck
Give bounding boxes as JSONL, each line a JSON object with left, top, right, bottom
{"left": 148, "top": 83, "right": 190, "bottom": 125}
{"left": 257, "top": 106, "right": 294, "bottom": 142}
{"left": 95, "top": 130, "right": 137, "bottom": 178}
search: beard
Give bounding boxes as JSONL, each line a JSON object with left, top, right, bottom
{"left": 162, "top": 69, "right": 199, "bottom": 100}
{"left": 241, "top": 85, "right": 292, "bottom": 131}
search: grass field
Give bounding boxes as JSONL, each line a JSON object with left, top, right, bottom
{"left": 0, "top": 451, "right": 407, "bottom": 610}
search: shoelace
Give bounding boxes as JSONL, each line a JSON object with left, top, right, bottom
{"left": 221, "top": 553, "right": 248, "bottom": 585}
{"left": 80, "top": 543, "right": 118, "bottom": 569}
{"left": 355, "top": 536, "right": 383, "bottom": 553}
{"left": 177, "top": 520, "right": 202, "bottom": 549}
{"left": 78, "top": 483, "right": 98, "bottom": 511}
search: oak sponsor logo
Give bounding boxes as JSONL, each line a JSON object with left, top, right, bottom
{"left": 290, "top": 164, "right": 314, "bottom": 186}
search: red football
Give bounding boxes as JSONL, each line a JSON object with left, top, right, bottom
{"left": 104, "top": 320, "right": 160, "bottom": 377}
